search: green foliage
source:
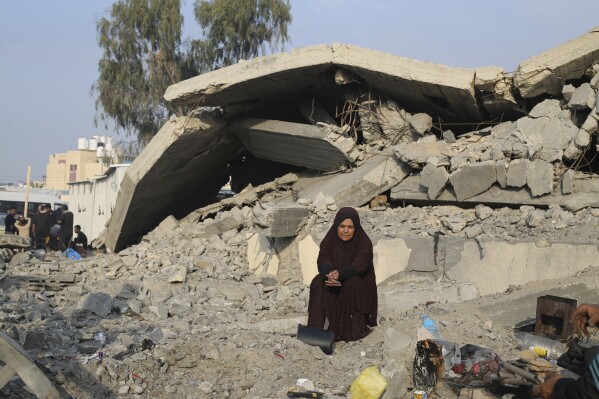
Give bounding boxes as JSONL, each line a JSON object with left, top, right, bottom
{"left": 194, "top": 0, "right": 292, "bottom": 68}
{"left": 93, "top": 0, "right": 200, "bottom": 142}
{"left": 93, "top": 0, "right": 291, "bottom": 143}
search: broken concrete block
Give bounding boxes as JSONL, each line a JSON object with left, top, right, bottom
{"left": 449, "top": 161, "right": 496, "bottom": 201}
{"left": 77, "top": 293, "right": 113, "bottom": 318}
{"left": 575, "top": 130, "right": 591, "bottom": 148}
{"left": 568, "top": 83, "right": 595, "bottom": 110}
{"left": 156, "top": 215, "right": 179, "bottom": 238}
{"left": 162, "top": 265, "right": 187, "bottom": 283}
{"left": 251, "top": 203, "right": 310, "bottom": 237}
{"left": 475, "top": 205, "right": 493, "bottom": 220}
{"left": 507, "top": 159, "right": 530, "bottom": 188}
{"left": 562, "top": 169, "right": 574, "bottom": 195}
{"left": 495, "top": 160, "right": 507, "bottom": 188}
{"left": 528, "top": 99, "right": 562, "bottom": 118}
{"left": 464, "top": 224, "right": 483, "bottom": 238}
{"left": 393, "top": 137, "right": 454, "bottom": 168}
{"left": 197, "top": 217, "right": 243, "bottom": 238}
{"left": 527, "top": 210, "right": 546, "bottom": 227}
{"left": 582, "top": 112, "right": 599, "bottom": 135}
{"left": 442, "top": 130, "right": 456, "bottom": 143}
{"left": 562, "top": 84, "right": 575, "bottom": 101}
{"left": 408, "top": 113, "right": 433, "bottom": 135}
{"left": 420, "top": 164, "right": 449, "bottom": 199}
{"left": 526, "top": 160, "right": 554, "bottom": 197}
{"left": 295, "top": 154, "right": 411, "bottom": 207}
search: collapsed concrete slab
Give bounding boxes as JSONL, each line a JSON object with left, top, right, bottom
{"left": 251, "top": 203, "right": 310, "bottom": 237}
{"left": 229, "top": 117, "right": 352, "bottom": 171}
{"left": 103, "top": 116, "right": 242, "bottom": 252}
{"left": 514, "top": 26, "right": 599, "bottom": 98}
{"left": 449, "top": 161, "right": 497, "bottom": 201}
{"left": 293, "top": 154, "right": 411, "bottom": 207}
{"left": 165, "top": 43, "right": 496, "bottom": 123}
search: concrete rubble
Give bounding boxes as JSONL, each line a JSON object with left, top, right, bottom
{"left": 5, "top": 28, "right": 599, "bottom": 398}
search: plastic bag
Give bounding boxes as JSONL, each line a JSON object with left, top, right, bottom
{"left": 63, "top": 248, "right": 81, "bottom": 260}
{"left": 349, "top": 365, "right": 387, "bottom": 399}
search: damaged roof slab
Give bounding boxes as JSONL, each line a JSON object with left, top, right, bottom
{"left": 164, "top": 43, "right": 485, "bottom": 122}
{"left": 229, "top": 117, "right": 351, "bottom": 171}
{"left": 514, "top": 26, "right": 599, "bottom": 98}
{"left": 103, "top": 116, "right": 242, "bottom": 253}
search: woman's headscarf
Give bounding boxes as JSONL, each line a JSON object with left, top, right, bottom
{"left": 317, "top": 207, "right": 373, "bottom": 272}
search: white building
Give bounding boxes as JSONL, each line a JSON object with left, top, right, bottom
{"left": 68, "top": 164, "right": 129, "bottom": 243}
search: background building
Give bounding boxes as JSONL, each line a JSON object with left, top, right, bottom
{"left": 45, "top": 136, "right": 117, "bottom": 191}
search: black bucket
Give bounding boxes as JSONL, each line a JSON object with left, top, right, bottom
{"left": 296, "top": 324, "right": 334, "bottom": 355}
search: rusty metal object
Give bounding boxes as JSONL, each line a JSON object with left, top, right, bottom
{"left": 534, "top": 295, "right": 577, "bottom": 340}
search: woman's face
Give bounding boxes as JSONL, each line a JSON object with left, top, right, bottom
{"left": 337, "top": 218, "right": 355, "bottom": 242}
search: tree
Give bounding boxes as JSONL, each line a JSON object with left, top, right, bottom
{"left": 194, "top": 0, "right": 292, "bottom": 68}
{"left": 93, "top": 0, "right": 292, "bottom": 143}
{"left": 93, "top": 0, "right": 204, "bottom": 143}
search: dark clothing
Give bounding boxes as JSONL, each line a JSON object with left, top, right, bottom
{"left": 4, "top": 213, "right": 16, "bottom": 234}
{"left": 34, "top": 212, "right": 52, "bottom": 236}
{"left": 308, "top": 207, "right": 378, "bottom": 342}
{"left": 71, "top": 231, "right": 88, "bottom": 250}
{"left": 58, "top": 211, "right": 74, "bottom": 251}
{"left": 554, "top": 350, "right": 599, "bottom": 399}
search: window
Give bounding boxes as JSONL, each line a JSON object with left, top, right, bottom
{"left": 69, "top": 164, "right": 77, "bottom": 182}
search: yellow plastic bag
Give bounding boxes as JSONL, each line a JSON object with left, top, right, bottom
{"left": 349, "top": 365, "right": 387, "bottom": 399}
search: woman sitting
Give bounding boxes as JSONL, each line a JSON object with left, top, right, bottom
{"left": 307, "top": 207, "right": 378, "bottom": 341}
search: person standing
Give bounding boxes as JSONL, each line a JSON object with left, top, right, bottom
{"left": 57, "top": 204, "right": 73, "bottom": 251}
{"left": 4, "top": 207, "right": 17, "bottom": 234}
{"left": 32, "top": 205, "right": 52, "bottom": 248}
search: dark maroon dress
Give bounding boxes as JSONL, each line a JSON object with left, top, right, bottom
{"left": 307, "top": 207, "right": 378, "bottom": 341}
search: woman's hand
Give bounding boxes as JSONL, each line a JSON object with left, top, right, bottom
{"left": 533, "top": 373, "right": 562, "bottom": 399}
{"left": 325, "top": 270, "right": 341, "bottom": 286}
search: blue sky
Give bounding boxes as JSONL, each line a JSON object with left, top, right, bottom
{"left": 0, "top": 0, "right": 596, "bottom": 182}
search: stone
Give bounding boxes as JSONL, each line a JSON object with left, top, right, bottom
{"left": 582, "top": 112, "right": 599, "bottom": 135}
{"left": 507, "top": 159, "right": 530, "bottom": 188}
{"left": 475, "top": 205, "right": 493, "bottom": 220}
{"left": 442, "top": 130, "right": 456, "bottom": 143}
{"left": 77, "top": 293, "right": 113, "bottom": 318}
{"left": 562, "top": 169, "right": 574, "bottom": 195}
{"left": 527, "top": 210, "right": 546, "bottom": 227}
{"left": 568, "top": 83, "right": 595, "bottom": 110}
{"left": 562, "top": 84, "right": 575, "bottom": 101}
{"left": 408, "top": 113, "right": 433, "bottom": 135}
{"left": 420, "top": 164, "right": 449, "bottom": 199}
{"left": 449, "top": 161, "right": 496, "bottom": 201}
{"left": 575, "top": 130, "right": 591, "bottom": 148}
{"left": 162, "top": 265, "right": 187, "bottom": 283}
{"left": 464, "top": 225, "right": 483, "bottom": 238}
{"left": 495, "top": 160, "right": 507, "bottom": 188}
{"left": 251, "top": 203, "right": 310, "bottom": 237}
{"left": 526, "top": 159, "right": 554, "bottom": 197}
{"left": 118, "top": 385, "right": 130, "bottom": 394}
{"left": 528, "top": 99, "right": 562, "bottom": 118}
{"left": 22, "top": 331, "right": 45, "bottom": 350}
{"left": 383, "top": 328, "right": 412, "bottom": 355}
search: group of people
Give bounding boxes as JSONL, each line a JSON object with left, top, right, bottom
{"left": 3, "top": 204, "right": 88, "bottom": 253}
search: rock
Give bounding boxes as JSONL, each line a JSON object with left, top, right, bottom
{"left": 77, "top": 293, "right": 113, "bottom": 318}
{"left": 383, "top": 328, "right": 412, "bottom": 355}
{"left": 526, "top": 159, "right": 554, "bottom": 197}
{"left": 527, "top": 210, "right": 546, "bottom": 227}
{"left": 420, "top": 164, "right": 449, "bottom": 199}
{"left": 568, "top": 83, "right": 595, "bottom": 110}
{"left": 464, "top": 225, "right": 483, "bottom": 238}
{"left": 495, "top": 160, "right": 507, "bottom": 188}
{"left": 507, "top": 159, "right": 530, "bottom": 188}
{"left": 575, "top": 130, "right": 591, "bottom": 148}
{"left": 408, "top": 113, "right": 433, "bottom": 135}
{"left": 562, "top": 84, "right": 575, "bottom": 101}
{"left": 475, "top": 205, "right": 493, "bottom": 220}
{"left": 442, "top": 130, "right": 456, "bottom": 143}
{"left": 528, "top": 99, "right": 562, "bottom": 118}
{"left": 22, "top": 331, "right": 45, "bottom": 350}
{"left": 118, "top": 385, "right": 130, "bottom": 394}
{"left": 449, "top": 161, "right": 496, "bottom": 201}
{"left": 582, "top": 112, "right": 599, "bottom": 135}
{"left": 562, "top": 169, "right": 574, "bottom": 194}
{"left": 77, "top": 340, "right": 103, "bottom": 355}
{"left": 162, "top": 265, "right": 187, "bottom": 283}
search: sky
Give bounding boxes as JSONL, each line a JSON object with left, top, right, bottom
{"left": 0, "top": 0, "right": 597, "bottom": 183}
